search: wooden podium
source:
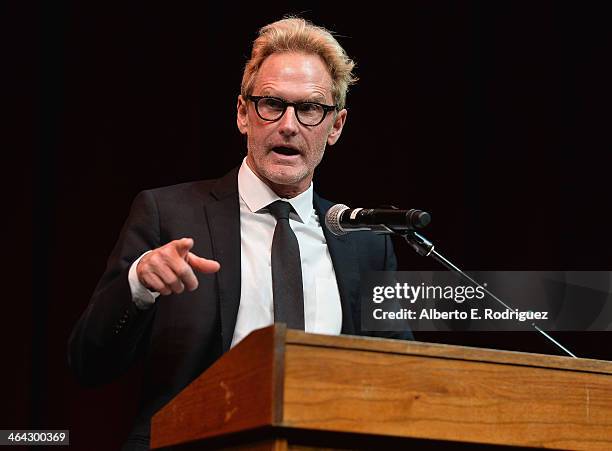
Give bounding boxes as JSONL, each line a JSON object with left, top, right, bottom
{"left": 151, "top": 325, "right": 612, "bottom": 450}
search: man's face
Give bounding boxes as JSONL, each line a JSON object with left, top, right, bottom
{"left": 237, "top": 52, "right": 347, "bottom": 197}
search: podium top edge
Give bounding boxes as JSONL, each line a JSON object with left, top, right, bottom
{"left": 280, "top": 328, "right": 612, "bottom": 375}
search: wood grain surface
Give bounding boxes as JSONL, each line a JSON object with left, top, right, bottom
{"left": 283, "top": 331, "right": 612, "bottom": 450}
{"left": 151, "top": 326, "right": 612, "bottom": 450}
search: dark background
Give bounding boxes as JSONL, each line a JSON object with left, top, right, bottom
{"left": 5, "top": 1, "right": 612, "bottom": 449}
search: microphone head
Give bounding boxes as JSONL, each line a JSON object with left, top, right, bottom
{"left": 325, "top": 204, "right": 350, "bottom": 236}
{"left": 407, "top": 209, "right": 431, "bottom": 229}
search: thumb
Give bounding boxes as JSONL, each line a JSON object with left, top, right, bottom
{"left": 174, "top": 237, "right": 194, "bottom": 258}
{"left": 187, "top": 252, "right": 221, "bottom": 274}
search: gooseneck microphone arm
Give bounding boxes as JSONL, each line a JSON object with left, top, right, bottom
{"left": 403, "top": 230, "right": 577, "bottom": 358}
{"left": 324, "top": 204, "right": 577, "bottom": 358}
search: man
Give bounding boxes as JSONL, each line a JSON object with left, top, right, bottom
{"left": 69, "top": 17, "right": 408, "bottom": 450}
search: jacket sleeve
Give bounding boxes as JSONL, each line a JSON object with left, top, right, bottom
{"left": 68, "top": 190, "right": 161, "bottom": 387}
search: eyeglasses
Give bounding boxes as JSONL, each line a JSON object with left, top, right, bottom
{"left": 246, "top": 95, "right": 338, "bottom": 127}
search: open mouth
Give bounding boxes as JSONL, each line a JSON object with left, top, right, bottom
{"left": 271, "top": 146, "right": 300, "bottom": 156}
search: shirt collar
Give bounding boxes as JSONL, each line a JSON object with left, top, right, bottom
{"left": 238, "top": 158, "right": 313, "bottom": 223}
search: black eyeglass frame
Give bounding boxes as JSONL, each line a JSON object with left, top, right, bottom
{"left": 246, "top": 95, "right": 339, "bottom": 127}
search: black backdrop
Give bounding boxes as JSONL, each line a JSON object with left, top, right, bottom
{"left": 5, "top": 1, "right": 612, "bottom": 450}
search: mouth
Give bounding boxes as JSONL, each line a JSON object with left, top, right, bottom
{"left": 271, "top": 146, "right": 301, "bottom": 157}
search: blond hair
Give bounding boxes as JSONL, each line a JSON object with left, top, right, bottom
{"left": 241, "top": 17, "right": 357, "bottom": 109}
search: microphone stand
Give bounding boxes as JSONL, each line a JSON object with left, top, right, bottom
{"left": 402, "top": 230, "right": 577, "bottom": 358}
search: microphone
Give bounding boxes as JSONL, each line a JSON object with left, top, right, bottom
{"left": 325, "top": 204, "right": 431, "bottom": 236}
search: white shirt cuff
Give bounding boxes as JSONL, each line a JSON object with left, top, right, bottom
{"left": 128, "top": 251, "right": 160, "bottom": 310}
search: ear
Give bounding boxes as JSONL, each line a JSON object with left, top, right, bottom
{"left": 327, "top": 108, "right": 348, "bottom": 146}
{"left": 237, "top": 95, "right": 249, "bottom": 135}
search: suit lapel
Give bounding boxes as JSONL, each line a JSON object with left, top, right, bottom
{"left": 204, "top": 174, "right": 360, "bottom": 346}
{"left": 313, "top": 194, "right": 359, "bottom": 335}
{"left": 204, "top": 168, "right": 241, "bottom": 352}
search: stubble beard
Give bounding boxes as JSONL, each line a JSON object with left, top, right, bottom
{"left": 247, "top": 144, "right": 324, "bottom": 189}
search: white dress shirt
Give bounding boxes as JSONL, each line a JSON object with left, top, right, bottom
{"left": 128, "top": 159, "right": 342, "bottom": 348}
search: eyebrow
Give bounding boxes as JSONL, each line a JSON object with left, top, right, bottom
{"left": 259, "top": 92, "right": 329, "bottom": 104}
{"left": 306, "top": 95, "right": 328, "bottom": 103}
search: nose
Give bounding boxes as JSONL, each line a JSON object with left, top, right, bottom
{"left": 277, "top": 106, "right": 299, "bottom": 137}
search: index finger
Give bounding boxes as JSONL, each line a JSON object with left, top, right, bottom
{"left": 187, "top": 252, "right": 221, "bottom": 274}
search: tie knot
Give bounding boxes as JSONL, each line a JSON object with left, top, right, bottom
{"left": 267, "top": 200, "right": 293, "bottom": 221}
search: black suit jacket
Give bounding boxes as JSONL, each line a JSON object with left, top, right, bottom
{"left": 68, "top": 167, "right": 408, "bottom": 449}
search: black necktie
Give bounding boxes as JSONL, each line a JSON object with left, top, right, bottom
{"left": 267, "top": 200, "right": 305, "bottom": 330}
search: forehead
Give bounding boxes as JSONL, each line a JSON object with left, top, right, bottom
{"left": 253, "top": 52, "right": 333, "bottom": 101}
